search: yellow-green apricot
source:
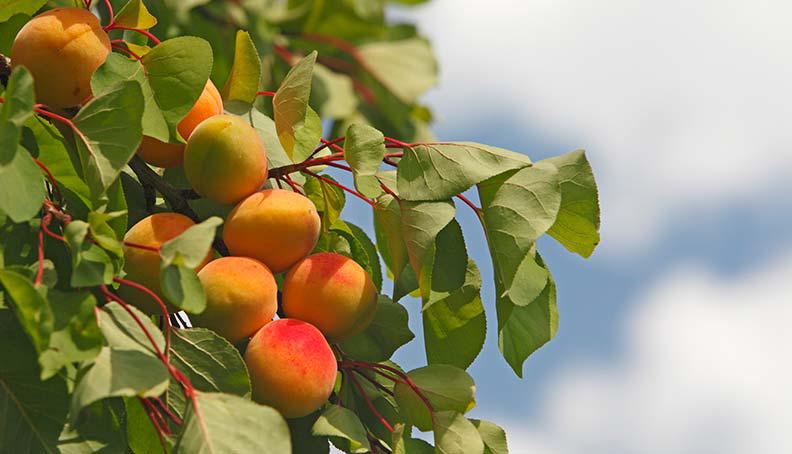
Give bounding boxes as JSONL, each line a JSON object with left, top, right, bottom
{"left": 223, "top": 189, "right": 321, "bottom": 273}
{"left": 190, "top": 256, "right": 278, "bottom": 344}
{"left": 11, "top": 7, "right": 110, "bottom": 108}
{"left": 183, "top": 114, "right": 267, "bottom": 205}
{"left": 244, "top": 319, "right": 337, "bottom": 418}
{"left": 282, "top": 252, "right": 378, "bottom": 342}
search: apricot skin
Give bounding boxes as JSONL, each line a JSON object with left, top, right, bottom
{"left": 244, "top": 319, "right": 337, "bottom": 418}
{"left": 11, "top": 8, "right": 110, "bottom": 109}
{"left": 136, "top": 81, "right": 224, "bottom": 168}
{"left": 282, "top": 253, "right": 378, "bottom": 342}
{"left": 119, "top": 213, "right": 211, "bottom": 314}
{"left": 223, "top": 189, "right": 321, "bottom": 273}
{"left": 190, "top": 257, "right": 277, "bottom": 344}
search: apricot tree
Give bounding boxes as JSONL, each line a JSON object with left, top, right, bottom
{"left": 0, "top": 1, "right": 602, "bottom": 453}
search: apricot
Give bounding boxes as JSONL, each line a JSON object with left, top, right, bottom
{"left": 244, "top": 319, "right": 337, "bottom": 418}
{"left": 11, "top": 7, "right": 110, "bottom": 109}
{"left": 189, "top": 257, "right": 277, "bottom": 344}
{"left": 282, "top": 253, "right": 378, "bottom": 342}
{"left": 183, "top": 114, "right": 267, "bottom": 205}
{"left": 223, "top": 189, "right": 321, "bottom": 273}
{"left": 136, "top": 81, "right": 224, "bottom": 168}
{"left": 119, "top": 213, "right": 211, "bottom": 314}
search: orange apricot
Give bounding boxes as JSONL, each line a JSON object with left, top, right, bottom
{"left": 222, "top": 189, "right": 321, "bottom": 273}
{"left": 244, "top": 319, "right": 337, "bottom": 418}
{"left": 11, "top": 7, "right": 110, "bottom": 108}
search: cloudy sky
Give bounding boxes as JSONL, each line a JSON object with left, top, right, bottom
{"left": 371, "top": 1, "right": 792, "bottom": 452}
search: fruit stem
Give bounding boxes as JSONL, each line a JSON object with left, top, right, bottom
{"left": 348, "top": 371, "right": 394, "bottom": 433}
{"left": 105, "top": 25, "right": 161, "bottom": 45}
{"left": 33, "top": 159, "right": 63, "bottom": 204}
{"left": 139, "top": 397, "right": 170, "bottom": 452}
{"left": 303, "top": 169, "right": 376, "bottom": 207}
{"left": 256, "top": 91, "right": 276, "bottom": 97}
{"left": 340, "top": 361, "right": 435, "bottom": 414}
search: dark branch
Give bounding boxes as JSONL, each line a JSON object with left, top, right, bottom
{"left": 1, "top": 54, "right": 11, "bottom": 87}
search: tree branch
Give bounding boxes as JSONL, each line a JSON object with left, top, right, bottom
{"left": 0, "top": 53, "right": 10, "bottom": 88}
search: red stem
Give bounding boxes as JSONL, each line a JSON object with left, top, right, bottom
{"left": 348, "top": 371, "right": 394, "bottom": 433}
{"left": 139, "top": 398, "right": 169, "bottom": 452}
{"left": 341, "top": 361, "right": 435, "bottom": 414}
{"left": 33, "top": 159, "right": 63, "bottom": 204}
{"left": 320, "top": 137, "right": 346, "bottom": 154}
{"left": 105, "top": 25, "right": 161, "bottom": 45}
{"left": 154, "top": 396, "right": 183, "bottom": 426}
{"left": 303, "top": 169, "right": 376, "bottom": 207}
{"left": 456, "top": 193, "right": 482, "bottom": 214}
{"left": 111, "top": 42, "right": 142, "bottom": 61}
{"left": 113, "top": 277, "right": 171, "bottom": 356}
{"left": 102, "top": 0, "right": 114, "bottom": 27}
{"left": 141, "top": 397, "right": 171, "bottom": 435}
{"left": 100, "top": 285, "right": 167, "bottom": 360}
{"left": 384, "top": 137, "right": 413, "bottom": 148}
{"left": 123, "top": 240, "right": 160, "bottom": 253}
{"left": 256, "top": 91, "right": 276, "bottom": 97}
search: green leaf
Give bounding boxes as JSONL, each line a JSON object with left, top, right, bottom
{"left": 0, "top": 269, "right": 53, "bottom": 355}
{"left": 358, "top": 38, "right": 437, "bottom": 104}
{"left": 423, "top": 259, "right": 485, "bottom": 370}
{"left": 470, "top": 419, "right": 508, "bottom": 454}
{"left": 126, "top": 397, "right": 172, "bottom": 454}
{"left": 222, "top": 30, "right": 261, "bottom": 113}
{"left": 312, "top": 405, "right": 371, "bottom": 453}
{"left": 397, "top": 142, "right": 532, "bottom": 201}
{"left": 341, "top": 295, "right": 414, "bottom": 361}
{"left": 38, "top": 290, "right": 102, "bottom": 380}
{"left": 304, "top": 174, "right": 345, "bottom": 227}
{"left": 72, "top": 80, "right": 144, "bottom": 198}
{"left": 497, "top": 259, "right": 558, "bottom": 377}
{"left": 0, "top": 67, "right": 46, "bottom": 222}
{"left": 0, "top": 14, "right": 28, "bottom": 55}
{"left": 312, "top": 64, "right": 358, "bottom": 119}
{"left": 92, "top": 53, "right": 169, "bottom": 142}
{"left": 478, "top": 164, "right": 560, "bottom": 306}
{"left": 273, "top": 51, "right": 322, "bottom": 161}
{"left": 246, "top": 108, "right": 291, "bottom": 169}
{"left": 373, "top": 194, "right": 417, "bottom": 300}
{"left": 64, "top": 220, "right": 115, "bottom": 287}
{"left": 59, "top": 398, "right": 128, "bottom": 454}
{"left": 289, "top": 412, "right": 330, "bottom": 454}
{"left": 0, "top": 0, "right": 45, "bottom": 22}
{"left": 175, "top": 391, "right": 291, "bottom": 454}
{"left": 393, "top": 364, "right": 476, "bottom": 431}
{"left": 160, "top": 263, "right": 206, "bottom": 313}
{"left": 168, "top": 328, "right": 251, "bottom": 419}
{"left": 433, "top": 412, "right": 484, "bottom": 454}
{"left": 392, "top": 423, "right": 434, "bottom": 454}
{"left": 0, "top": 309, "right": 69, "bottom": 453}
{"left": 141, "top": 36, "right": 213, "bottom": 142}
{"left": 543, "top": 150, "right": 601, "bottom": 257}
{"left": 345, "top": 124, "right": 386, "bottom": 198}
{"left": 399, "top": 199, "right": 455, "bottom": 279}
{"left": 98, "top": 301, "right": 165, "bottom": 355}
{"left": 114, "top": 0, "right": 158, "bottom": 29}
{"left": 70, "top": 347, "right": 169, "bottom": 422}
{"left": 416, "top": 219, "right": 468, "bottom": 308}
{"left": 87, "top": 210, "right": 125, "bottom": 259}
{"left": 160, "top": 216, "right": 221, "bottom": 268}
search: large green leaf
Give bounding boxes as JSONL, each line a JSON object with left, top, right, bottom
{"left": 0, "top": 0, "right": 45, "bottom": 21}
{"left": 415, "top": 219, "right": 468, "bottom": 308}
{"left": 289, "top": 412, "right": 330, "bottom": 454}
{"left": 246, "top": 108, "right": 292, "bottom": 170}
{"left": 358, "top": 38, "right": 437, "bottom": 104}
{"left": 543, "top": 150, "right": 601, "bottom": 258}
{"left": 70, "top": 346, "right": 169, "bottom": 421}
{"left": 312, "top": 405, "right": 371, "bottom": 453}
{"left": 0, "top": 309, "right": 69, "bottom": 454}
{"left": 114, "top": 0, "right": 158, "bottom": 29}
{"left": 72, "top": 80, "right": 144, "bottom": 198}
{"left": 433, "top": 412, "right": 484, "bottom": 454}
{"left": 345, "top": 123, "right": 386, "bottom": 198}
{"left": 58, "top": 398, "right": 128, "bottom": 454}
{"left": 393, "top": 364, "right": 475, "bottom": 431}
{"left": 38, "top": 290, "right": 102, "bottom": 381}
{"left": 160, "top": 263, "right": 206, "bottom": 314}
{"left": 340, "top": 295, "right": 414, "bottom": 362}
{"left": 175, "top": 391, "right": 291, "bottom": 454}
{"left": 222, "top": 30, "right": 261, "bottom": 113}
{"left": 0, "top": 269, "right": 53, "bottom": 356}
{"left": 64, "top": 220, "right": 115, "bottom": 287}
{"left": 478, "top": 164, "right": 560, "bottom": 306}
{"left": 304, "top": 174, "right": 346, "bottom": 228}
{"left": 392, "top": 423, "right": 434, "bottom": 453}
{"left": 312, "top": 64, "right": 358, "bottom": 119}
{"left": 168, "top": 328, "right": 251, "bottom": 419}
{"left": 423, "top": 259, "right": 485, "bottom": 370}
{"left": 98, "top": 301, "right": 165, "bottom": 355}
{"left": 470, "top": 419, "right": 508, "bottom": 454}
{"left": 160, "top": 216, "right": 222, "bottom": 268}
{"left": 273, "top": 51, "right": 322, "bottom": 161}
{"left": 126, "top": 397, "right": 172, "bottom": 454}
{"left": 0, "top": 67, "right": 46, "bottom": 222}
{"left": 397, "top": 142, "right": 531, "bottom": 201}
{"left": 141, "top": 36, "right": 213, "bottom": 142}
{"left": 399, "top": 199, "right": 455, "bottom": 279}
{"left": 92, "top": 53, "right": 169, "bottom": 142}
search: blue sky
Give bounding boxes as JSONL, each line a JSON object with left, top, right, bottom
{"left": 336, "top": 1, "right": 792, "bottom": 452}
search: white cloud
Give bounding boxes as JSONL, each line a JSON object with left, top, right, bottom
{"left": 393, "top": 0, "right": 792, "bottom": 251}
{"left": 497, "top": 251, "right": 792, "bottom": 454}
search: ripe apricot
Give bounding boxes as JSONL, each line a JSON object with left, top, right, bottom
{"left": 183, "top": 114, "right": 267, "bottom": 205}
{"left": 11, "top": 7, "right": 110, "bottom": 108}
{"left": 190, "top": 257, "right": 277, "bottom": 344}
{"left": 282, "top": 253, "right": 378, "bottom": 342}
{"left": 136, "top": 81, "right": 224, "bottom": 168}
{"left": 244, "top": 319, "right": 337, "bottom": 418}
{"left": 223, "top": 189, "right": 321, "bottom": 273}
{"left": 119, "top": 213, "right": 211, "bottom": 314}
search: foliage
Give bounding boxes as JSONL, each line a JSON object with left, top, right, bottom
{"left": 0, "top": 0, "right": 601, "bottom": 452}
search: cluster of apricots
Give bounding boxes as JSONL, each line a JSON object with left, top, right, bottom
{"left": 11, "top": 7, "right": 379, "bottom": 419}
